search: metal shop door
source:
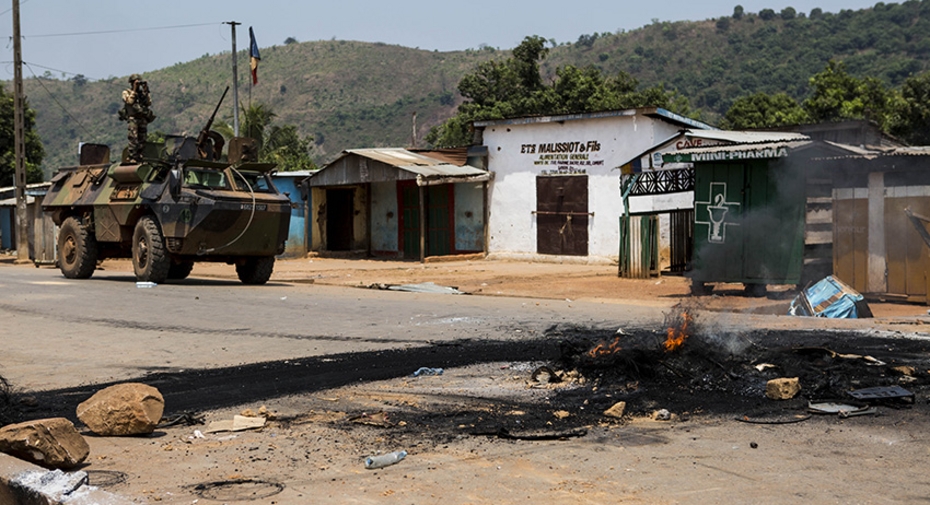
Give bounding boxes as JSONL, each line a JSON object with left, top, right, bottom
{"left": 326, "top": 188, "right": 354, "bottom": 251}
{"left": 669, "top": 209, "right": 694, "bottom": 273}
{"left": 399, "top": 182, "right": 454, "bottom": 259}
{"left": 536, "top": 175, "right": 589, "bottom": 256}
{"left": 620, "top": 214, "right": 659, "bottom": 278}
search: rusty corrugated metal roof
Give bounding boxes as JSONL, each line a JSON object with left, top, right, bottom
{"left": 345, "top": 148, "right": 486, "bottom": 177}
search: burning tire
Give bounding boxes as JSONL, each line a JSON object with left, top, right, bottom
{"left": 58, "top": 216, "right": 98, "bottom": 279}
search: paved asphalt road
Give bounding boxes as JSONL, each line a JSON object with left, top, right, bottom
{"left": 0, "top": 265, "right": 669, "bottom": 392}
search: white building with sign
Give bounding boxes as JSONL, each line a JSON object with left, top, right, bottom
{"left": 474, "top": 108, "right": 712, "bottom": 264}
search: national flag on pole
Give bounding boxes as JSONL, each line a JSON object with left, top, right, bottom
{"left": 249, "top": 27, "right": 261, "bottom": 85}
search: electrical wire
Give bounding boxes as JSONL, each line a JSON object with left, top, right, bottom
{"left": 0, "top": 0, "right": 32, "bottom": 18}
{"left": 24, "top": 61, "right": 97, "bottom": 141}
{"left": 26, "top": 22, "right": 220, "bottom": 39}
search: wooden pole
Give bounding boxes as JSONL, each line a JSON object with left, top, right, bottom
{"left": 419, "top": 184, "right": 426, "bottom": 263}
{"left": 12, "top": 0, "right": 28, "bottom": 263}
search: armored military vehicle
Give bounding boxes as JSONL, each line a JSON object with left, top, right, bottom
{"left": 42, "top": 89, "right": 291, "bottom": 284}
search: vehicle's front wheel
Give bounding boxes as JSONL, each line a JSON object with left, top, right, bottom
{"left": 132, "top": 216, "right": 170, "bottom": 283}
{"left": 236, "top": 256, "right": 275, "bottom": 285}
{"left": 58, "top": 216, "right": 98, "bottom": 279}
{"left": 167, "top": 261, "right": 195, "bottom": 280}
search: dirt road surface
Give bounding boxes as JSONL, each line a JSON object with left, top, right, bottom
{"left": 2, "top": 255, "right": 930, "bottom": 504}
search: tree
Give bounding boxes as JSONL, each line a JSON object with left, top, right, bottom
{"left": 889, "top": 71, "right": 930, "bottom": 145}
{"left": 215, "top": 103, "right": 316, "bottom": 172}
{"left": 721, "top": 92, "right": 809, "bottom": 129}
{"left": 759, "top": 8, "right": 776, "bottom": 20}
{"left": 780, "top": 7, "right": 797, "bottom": 20}
{"left": 802, "top": 60, "right": 896, "bottom": 128}
{"left": 283, "top": 37, "right": 298, "bottom": 45}
{"left": 732, "top": 5, "right": 745, "bottom": 19}
{"left": 427, "top": 35, "right": 692, "bottom": 148}
{"left": 0, "top": 84, "right": 44, "bottom": 187}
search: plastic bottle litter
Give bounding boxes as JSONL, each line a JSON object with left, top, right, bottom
{"left": 136, "top": 282, "right": 157, "bottom": 288}
{"left": 365, "top": 450, "right": 407, "bottom": 469}
{"left": 412, "top": 367, "right": 443, "bottom": 377}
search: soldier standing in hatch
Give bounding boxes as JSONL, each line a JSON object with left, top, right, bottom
{"left": 119, "top": 74, "right": 155, "bottom": 163}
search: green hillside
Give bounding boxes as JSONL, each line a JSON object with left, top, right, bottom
{"left": 20, "top": 1, "right": 930, "bottom": 173}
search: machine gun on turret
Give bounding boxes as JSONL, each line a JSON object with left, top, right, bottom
{"left": 197, "top": 86, "right": 230, "bottom": 161}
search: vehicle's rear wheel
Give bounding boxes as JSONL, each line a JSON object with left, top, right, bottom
{"left": 58, "top": 216, "right": 97, "bottom": 279}
{"left": 236, "top": 256, "right": 275, "bottom": 285}
{"left": 132, "top": 216, "right": 170, "bottom": 283}
{"left": 167, "top": 261, "right": 195, "bottom": 280}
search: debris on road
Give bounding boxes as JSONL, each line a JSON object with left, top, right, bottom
{"left": 135, "top": 282, "right": 157, "bottom": 288}
{"left": 530, "top": 366, "right": 560, "bottom": 384}
{"left": 603, "top": 401, "right": 627, "bottom": 419}
{"left": 848, "top": 385, "right": 915, "bottom": 403}
{"left": 788, "top": 276, "right": 872, "bottom": 318}
{"left": 365, "top": 450, "right": 407, "bottom": 469}
{"left": 652, "top": 409, "right": 672, "bottom": 421}
{"left": 765, "top": 378, "right": 801, "bottom": 400}
{"left": 240, "top": 405, "right": 276, "bottom": 420}
{"left": 370, "top": 282, "right": 465, "bottom": 295}
{"left": 412, "top": 367, "right": 444, "bottom": 377}
{"left": 204, "top": 415, "right": 267, "bottom": 433}
{"left": 0, "top": 418, "right": 89, "bottom": 469}
{"left": 348, "top": 411, "right": 392, "bottom": 428}
{"left": 808, "top": 401, "right": 877, "bottom": 418}
{"left": 77, "top": 383, "right": 165, "bottom": 436}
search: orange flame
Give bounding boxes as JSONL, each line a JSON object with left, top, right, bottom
{"left": 588, "top": 337, "right": 622, "bottom": 358}
{"left": 664, "top": 311, "right": 692, "bottom": 352}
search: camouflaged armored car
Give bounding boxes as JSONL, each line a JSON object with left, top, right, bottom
{"left": 42, "top": 136, "right": 292, "bottom": 285}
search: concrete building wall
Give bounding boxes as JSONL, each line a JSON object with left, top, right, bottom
{"left": 371, "top": 181, "right": 399, "bottom": 253}
{"left": 482, "top": 114, "right": 682, "bottom": 260}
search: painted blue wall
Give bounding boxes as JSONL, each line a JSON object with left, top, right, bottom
{"left": 370, "top": 181, "right": 399, "bottom": 253}
{"left": 455, "top": 182, "right": 484, "bottom": 252}
{"left": 272, "top": 175, "right": 309, "bottom": 257}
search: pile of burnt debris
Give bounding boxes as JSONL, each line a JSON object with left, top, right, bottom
{"left": 367, "top": 310, "right": 929, "bottom": 444}
{"left": 543, "top": 309, "right": 927, "bottom": 425}
{"left": 0, "top": 375, "right": 16, "bottom": 427}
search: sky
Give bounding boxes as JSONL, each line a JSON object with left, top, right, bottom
{"left": 0, "top": 0, "right": 882, "bottom": 82}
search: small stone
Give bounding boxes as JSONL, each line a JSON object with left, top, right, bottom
{"left": 603, "top": 401, "right": 627, "bottom": 419}
{"left": 653, "top": 409, "right": 671, "bottom": 421}
{"left": 765, "top": 377, "right": 801, "bottom": 400}
{"left": 553, "top": 410, "right": 570, "bottom": 420}
{"left": 76, "top": 383, "right": 165, "bottom": 436}
{"left": 892, "top": 366, "right": 916, "bottom": 376}
{"left": 0, "top": 418, "right": 89, "bottom": 469}
{"left": 750, "top": 442, "right": 758, "bottom": 449}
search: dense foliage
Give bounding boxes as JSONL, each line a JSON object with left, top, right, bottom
{"left": 427, "top": 36, "right": 691, "bottom": 147}
{"left": 214, "top": 103, "right": 317, "bottom": 171}
{"left": 0, "top": 84, "right": 44, "bottom": 187}
{"left": 721, "top": 60, "right": 930, "bottom": 145}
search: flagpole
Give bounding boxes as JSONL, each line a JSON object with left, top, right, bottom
{"left": 225, "top": 21, "right": 241, "bottom": 136}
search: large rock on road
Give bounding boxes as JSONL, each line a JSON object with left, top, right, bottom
{"left": 76, "top": 383, "right": 164, "bottom": 436}
{"left": 0, "top": 417, "right": 89, "bottom": 469}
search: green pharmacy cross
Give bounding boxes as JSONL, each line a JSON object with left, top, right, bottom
{"left": 695, "top": 182, "right": 740, "bottom": 244}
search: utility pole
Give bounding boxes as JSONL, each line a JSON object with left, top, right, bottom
{"left": 225, "top": 21, "right": 241, "bottom": 136}
{"left": 12, "top": 0, "right": 28, "bottom": 263}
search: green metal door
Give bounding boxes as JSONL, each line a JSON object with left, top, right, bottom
{"left": 399, "top": 182, "right": 454, "bottom": 259}
{"left": 692, "top": 161, "right": 804, "bottom": 285}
